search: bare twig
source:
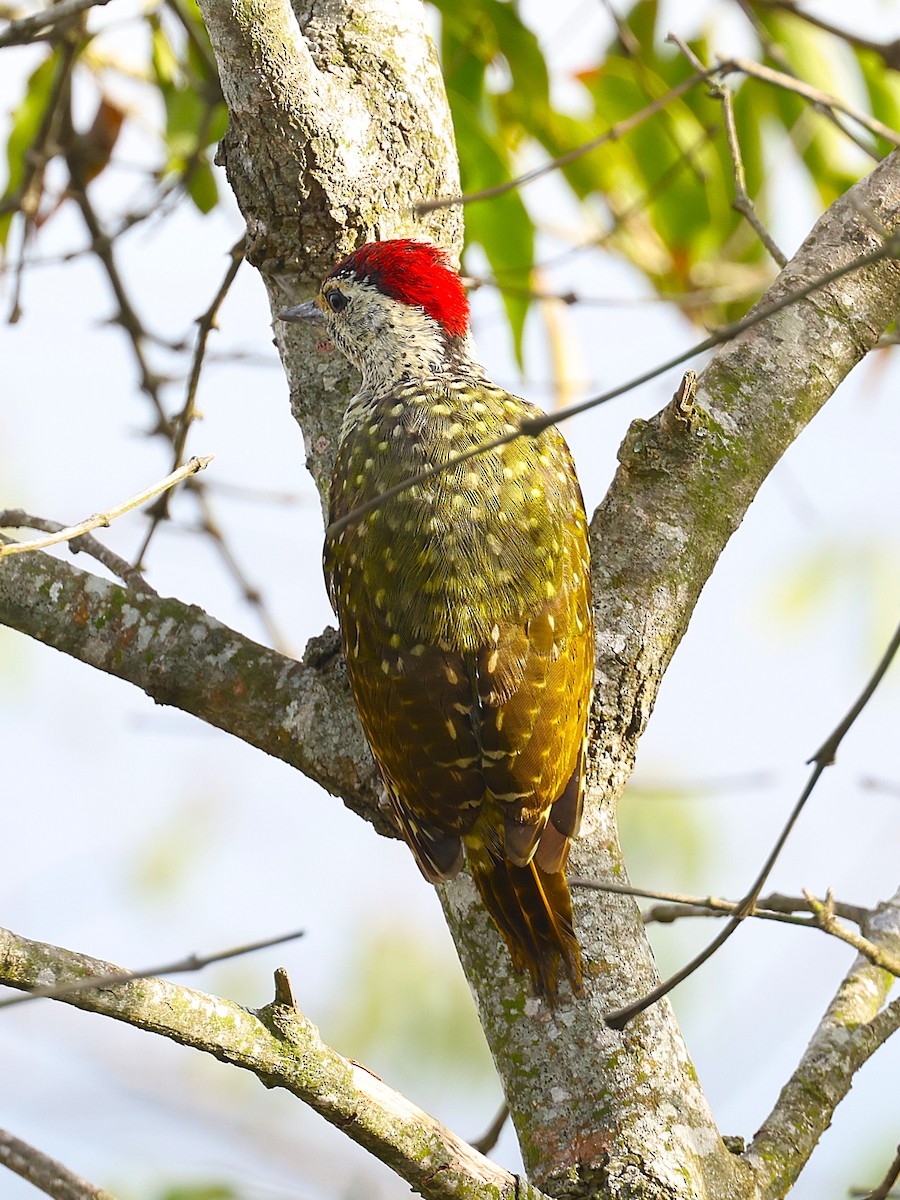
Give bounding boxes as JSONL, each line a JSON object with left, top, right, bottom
{"left": 749, "top": 0, "right": 900, "bottom": 72}
{"left": 470, "top": 1102, "right": 510, "bottom": 1156}
{"left": 0, "top": 456, "right": 212, "bottom": 559}
{"left": 173, "top": 236, "right": 245, "bottom": 467}
{"left": 417, "top": 43, "right": 897, "bottom": 219}
{"left": 193, "top": 489, "right": 288, "bottom": 651}
{"left": 856, "top": 1144, "right": 900, "bottom": 1200}
{"left": 667, "top": 33, "right": 788, "bottom": 266}
{"left": 67, "top": 184, "right": 172, "bottom": 434}
{"left": 747, "top": 890, "right": 900, "bottom": 1195}
{"left": 0, "top": 927, "right": 304, "bottom": 1009}
{"left": 571, "top": 879, "right": 870, "bottom": 929}
{"left": 802, "top": 888, "right": 900, "bottom": 976}
{"left": 597, "top": 0, "right": 708, "bottom": 188}
{"left": 579, "top": 876, "right": 900, "bottom": 976}
{"left": 134, "top": 236, "right": 245, "bottom": 565}
{"left": 414, "top": 67, "right": 716, "bottom": 214}
{"left": 0, "top": 1127, "right": 117, "bottom": 1200}
{"left": 0, "top": 0, "right": 111, "bottom": 47}
{"left": 4, "top": 39, "right": 79, "bottom": 323}
{"left": 732, "top": 0, "right": 884, "bottom": 161}
{"left": 0, "top": 510, "right": 156, "bottom": 592}
{"left": 723, "top": 56, "right": 900, "bottom": 149}
{"left": 605, "top": 618, "right": 900, "bottom": 1029}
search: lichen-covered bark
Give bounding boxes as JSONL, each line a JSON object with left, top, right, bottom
{"left": 195, "top": 0, "right": 462, "bottom": 505}
{"left": 0, "top": 927, "right": 548, "bottom": 1200}
{"left": 746, "top": 888, "right": 900, "bottom": 1199}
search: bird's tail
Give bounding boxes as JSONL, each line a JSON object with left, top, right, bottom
{"left": 468, "top": 850, "right": 583, "bottom": 1000}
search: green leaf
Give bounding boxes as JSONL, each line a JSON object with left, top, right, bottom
{"left": 186, "top": 159, "right": 218, "bottom": 214}
{"left": 761, "top": 13, "right": 871, "bottom": 204}
{"left": 0, "top": 52, "right": 58, "bottom": 248}
{"left": 150, "top": 21, "right": 180, "bottom": 89}
{"left": 164, "top": 87, "right": 208, "bottom": 158}
{"left": 855, "top": 47, "right": 900, "bottom": 157}
{"left": 205, "top": 101, "right": 229, "bottom": 147}
{"left": 485, "top": 0, "right": 550, "bottom": 117}
{"left": 451, "top": 92, "right": 533, "bottom": 364}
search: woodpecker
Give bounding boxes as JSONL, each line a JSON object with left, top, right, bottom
{"left": 280, "top": 239, "right": 593, "bottom": 998}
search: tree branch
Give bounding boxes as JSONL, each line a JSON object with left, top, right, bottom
{"left": 0, "top": 927, "right": 549, "bottom": 1200}
{"left": 0, "top": 546, "right": 391, "bottom": 837}
{"left": 0, "top": 1128, "right": 116, "bottom": 1200}
{"left": 0, "top": 1127, "right": 117, "bottom": 1200}
{"left": 0, "top": 511, "right": 156, "bottom": 594}
{"left": 0, "top": 0, "right": 112, "bottom": 47}
{"left": 745, "top": 888, "right": 900, "bottom": 1197}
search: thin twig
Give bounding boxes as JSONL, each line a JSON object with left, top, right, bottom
{"left": 667, "top": 32, "right": 787, "bottom": 266}
{"left": 174, "top": 238, "right": 245, "bottom": 465}
{"left": 134, "top": 236, "right": 245, "bottom": 565}
{"left": 67, "top": 183, "right": 172, "bottom": 435}
{"left": 194, "top": 489, "right": 288, "bottom": 651}
{"left": 802, "top": 889, "right": 900, "bottom": 976}
{"left": 0, "top": 927, "right": 551, "bottom": 1200}
{"left": 326, "top": 231, "right": 900, "bottom": 540}
{"left": 0, "top": 0, "right": 111, "bottom": 47}
{"left": 604, "top": 618, "right": 900, "bottom": 1028}
{"left": 856, "top": 1144, "right": 900, "bottom": 1200}
{"left": 723, "top": 56, "right": 900, "bottom": 149}
{"left": 570, "top": 879, "right": 870, "bottom": 929}
{"left": 0, "top": 1127, "right": 117, "bottom": 1200}
{"left": 0, "top": 927, "right": 304, "bottom": 1009}
{"left": 414, "top": 67, "right": 716, "bottom": 214}
{"left": 732, "top": 0, "right": 883, "bottom": 161}
{"left": 0, "top": 456, "right": 212, "bottom": 559}
{"left": 598, "top": 0, "right": 708, "bottom": 188}
{"left": 0, "top": 510, "right": 156, "bottom": 592}
{"left": 470, "top": 1102, "right": 510, "bottom": 1156}
{"left": 749, "top": 0, "right": 900, "bottom": 72}
{"left": 4, "top": 38, "right": 79, "bottom": 322}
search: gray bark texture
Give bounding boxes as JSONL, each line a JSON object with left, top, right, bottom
{"left": 1, "top": 0, "right": 900, "bottom": 1197}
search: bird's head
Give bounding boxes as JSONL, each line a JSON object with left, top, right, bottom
{"left": 279, "top": 239, "right": 472, "bottom": 391}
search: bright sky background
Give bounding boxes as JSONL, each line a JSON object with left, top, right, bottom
{"left": 1, "top": 0, "right": 899, "bottom": 1197}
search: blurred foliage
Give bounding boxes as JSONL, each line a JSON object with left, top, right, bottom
{"left": 322, "top": 918, "right": 496, "bottom": 1090}
{"left": 3, "top": 0, "right": 899, "bottom": 357}
{"left": 0, "top": 0, "right": 224, "bottom": 250}
{"left": 147, "top": 0, "right": 227, "bottom": 214}
{"left": 433, "top": 0, "right": 898, "bottom": 341}
{"left": 765, "top": 537, "right": 900, "bottom": 663}
{"left": 0, "top": 50, "right": 57, "bottom": 247}
{"left": 154, "top": 1186, "right": 237, "bottom": 1200}
{"left": 619, "top": 773, "right": 716, "bottom": 887}
{"left": 130, "top": 793, "right": 222, "bottom": 899}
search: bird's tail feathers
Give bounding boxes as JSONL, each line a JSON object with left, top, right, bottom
{"left": 468, "top": 848, "right": 583, "bottom": 1000}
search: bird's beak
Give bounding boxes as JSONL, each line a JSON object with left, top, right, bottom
{"left": 277, "top": 299, "right": 326, "bottom": 327}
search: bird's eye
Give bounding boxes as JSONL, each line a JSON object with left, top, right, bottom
{"left": 326, "top": 289, "right": 349, "bottom": 313}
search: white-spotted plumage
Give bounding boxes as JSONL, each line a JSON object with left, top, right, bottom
{"left": 281, "top": 239, "right": 593, "bottom": 999}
